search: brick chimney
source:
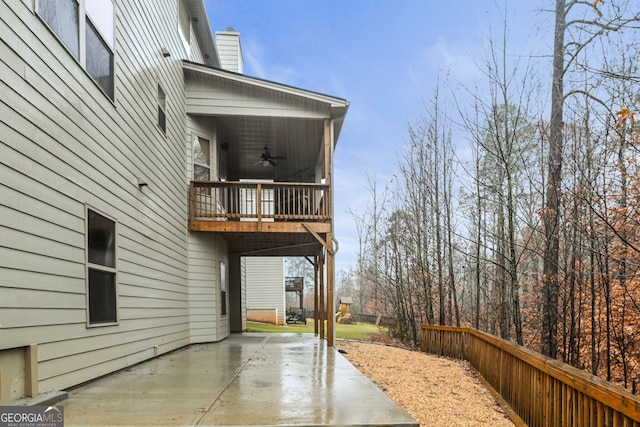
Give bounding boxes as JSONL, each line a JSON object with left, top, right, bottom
{"left": 215, "top": 27, "right": 243, "bottom": 73}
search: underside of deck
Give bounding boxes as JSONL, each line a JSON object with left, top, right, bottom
{"left": 190, "top": 221, "right": 330, "bottom": 257}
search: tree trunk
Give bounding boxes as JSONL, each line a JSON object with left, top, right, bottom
{"left": 497, "top": 204, "right": 509, "bottom": 339}
{"left": 444, "top": 154, "right": 460, "bottom": 327}
{"left": 541, "top": 0, "right": 566, "bottom": 358}
{"left": 474, "top": 154, "right": 482, "bottom": 330}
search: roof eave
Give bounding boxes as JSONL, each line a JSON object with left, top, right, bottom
{"left": 183, "top": 60, "right": 349, "bottom": 114}
{"left": 187, "top": 0, "right": 220, "bottom": 67}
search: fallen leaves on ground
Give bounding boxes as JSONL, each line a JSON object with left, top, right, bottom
{"left": 338, "top": 341, "right": 515, "bottom": 427}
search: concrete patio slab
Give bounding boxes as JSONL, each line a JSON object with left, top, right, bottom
{"left": 58, "top": 333, "right": 418, "bottom": 427}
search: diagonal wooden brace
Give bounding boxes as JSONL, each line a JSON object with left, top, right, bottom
{"left": 302, "top": 223, "right": 335, "bottom": 255}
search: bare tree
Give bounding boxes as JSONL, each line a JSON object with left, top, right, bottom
{"left": 542, "top": 0, "right": 640, "bottom": 358}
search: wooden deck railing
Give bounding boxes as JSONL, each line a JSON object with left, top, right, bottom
{"left": 189, "top": 180, "right": 330, "bottom": 223}
{"left": 420, "top": 325, "right": 640, "bottom": 426}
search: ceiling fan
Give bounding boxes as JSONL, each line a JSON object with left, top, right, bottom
{"left": 255, "top": 146, "right": 286, "bottom": 167}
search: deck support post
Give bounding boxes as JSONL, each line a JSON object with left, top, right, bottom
{"left": 324, "top": 118, "right": 337, "bottom": 347}
{"left": 313, "top": 255, "right": 319, "bottom": 336}
{"left": 319, "top": 250, "right": 325, "bottom": 340}
{"left": 326, "top": 233, "right": 335, "bottom": 346}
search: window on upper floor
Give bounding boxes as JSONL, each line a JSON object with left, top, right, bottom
{"left": 86, "top": 208, "right": 118, "bottom": 326}
{"left": 37, "top": 0, "right": 115, "bottom": 100}
{"left": 158, "top": 85, "right": 167, "bottom": 134}
{"left": 193, "top": 136, "right": 211, "bottom": 180}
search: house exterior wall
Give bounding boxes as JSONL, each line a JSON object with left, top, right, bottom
{"left": 0, "top": 0, "right": 225, "bottom": 397}
{"left": 244, "top": 258, "right": 285, "bottom": 325}
{"left": 186, "top": 115, "right": 227, "bottom": 343}
{"left": 188, "top": 233, "right": 227, "bottom": 343}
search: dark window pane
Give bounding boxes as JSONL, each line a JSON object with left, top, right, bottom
{"left": 86, "top": 20, "right": 114, "bottom": 99}
{"left": 194, "top": 165, "right": 210, "bottom": 181}
{"left": 38, "top": 0, "right": 79, "bottom": 59}
{"left": 88, "top": 268, "right": 117, "bottom": 324}
{"left": 221, "top": 291, "right": 227, "bottom": 316}
{"left": 158, "top": 86, "right": 166, "bottom": 133}
{"left": 158, "top": 106, "right": 166, "bottom": 133}
{"left": 85, "top": 0, "right": 114, "bottom": 48}
{"left": 88, "top": 210, "right": 116, "bottom": 268}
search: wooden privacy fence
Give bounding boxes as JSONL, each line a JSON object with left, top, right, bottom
{"left": 420, "top": 325, "right": 640, "bottom": 426}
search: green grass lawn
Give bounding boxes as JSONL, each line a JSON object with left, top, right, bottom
{"left": 245, "top": 319, "right": 384, "bottom": 341}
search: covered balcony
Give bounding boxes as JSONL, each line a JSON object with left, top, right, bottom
{"left": 183, "top": 61, "right": 349, "bottom": 344}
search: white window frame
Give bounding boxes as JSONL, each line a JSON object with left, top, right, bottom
{"left": 36, "top": 0, "right": 115, "bottom": 100}
{"left": 193, "top": 135, "right": 212, "bottom": 180}
{"left": 220, "top": 261, "right": 227, "bottom": 316}
{"left": 85, "top": 206, "right": 119, "bottom": 327}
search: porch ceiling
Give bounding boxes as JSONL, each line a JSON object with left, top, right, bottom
{"left": 217, "top": 116, "right": 323, "bottom": 182}
{"left": 183, "top": 61, "right": 349, "bottom": 182}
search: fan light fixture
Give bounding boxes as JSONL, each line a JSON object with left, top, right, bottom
{"left": 254, "top": 146, "right": 286, "bottom": 167}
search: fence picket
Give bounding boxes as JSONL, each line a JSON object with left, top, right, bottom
{"left": 420, "top": 325, "right": 640, "bottom": 426}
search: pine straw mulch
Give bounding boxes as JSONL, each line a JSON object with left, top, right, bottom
{"left": 337, "top": 340, "right": 516, "bottom": 427}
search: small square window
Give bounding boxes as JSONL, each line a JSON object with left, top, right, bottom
{"left": 87, "top": 209, "right": 116, "bottom": 268}
{"left": 88, "top": 268, "right": 117, "bottom": 323}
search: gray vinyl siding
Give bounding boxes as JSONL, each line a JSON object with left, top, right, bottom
{"left": 245, "top": 258, "right": 285, "bottom": 324}
{"left": 189, "top": 23, "right": 205, "bottom": 64}
{"left": 0, "top": 0, "right": 215, "bottom": 394}
{"left": 217, "top": 254, "right": 230, "bottom": 338}
{"left": 240, "top": 257, "right": 248, "bottom": 323}
{"left": 216, "top": 32, "right": 242, "bottom": 72}
{"left": 186, "top": 115, "right": 225, "bottom": 343}
{"left": 184, "top": 72, "right": 331, "bottom": 119}
{"left": 241, "top": 258, "right": 247, "bottom": 329}
{"left": 187, "top": 233, "right": 223, "bottom": 343}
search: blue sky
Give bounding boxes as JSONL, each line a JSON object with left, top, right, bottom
{"left": 204, "top": 1, "right": 547, "bottom": 273}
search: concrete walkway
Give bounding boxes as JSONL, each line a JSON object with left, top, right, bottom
{"left": 59, "top": 333, "right": 418, "bottom": 426}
